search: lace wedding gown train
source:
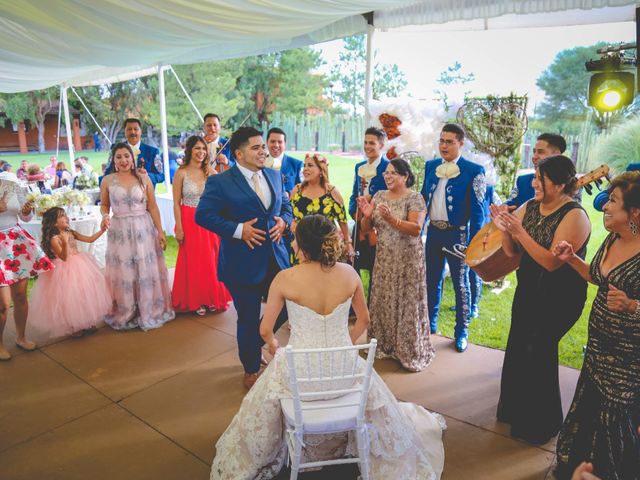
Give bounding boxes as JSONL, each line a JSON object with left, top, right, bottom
{"left": 211, "top": 299, "right": 446, "bottom": 480}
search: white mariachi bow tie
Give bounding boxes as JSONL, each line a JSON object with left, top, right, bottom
{"left": 435, "top": 161, "right": 460, "bottom": 179}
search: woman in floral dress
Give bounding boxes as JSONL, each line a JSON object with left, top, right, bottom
{"left": 99, "top": 143, "right": 174, "bottom": 331}
{"left": 358, "top": 158, "right": 433, "bottom": 372}
{"left": 0, "top": 183, "right": 53, "bottom": 360}
{"left": 289, "top": 153, "right": 354, "bottom": 264}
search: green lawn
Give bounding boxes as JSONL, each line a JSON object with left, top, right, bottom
{"left": 13, "top": 149, "right": 604, "bottom": 369}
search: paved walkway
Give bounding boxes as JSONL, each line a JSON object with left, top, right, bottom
{"left": 0, "top": 306, "right": 579, "bottom": 479}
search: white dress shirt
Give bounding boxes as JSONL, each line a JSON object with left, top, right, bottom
{"left": 429, "top": 155, "right": 461, "bottom": 222}
{"left": 233, "top": 163, "right": 273, "bottom": 239}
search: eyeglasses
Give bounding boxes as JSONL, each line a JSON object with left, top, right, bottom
{"left": 382, "top": 171, "right": 400, "bottom": 176}
{"left": 438, "top": 139, "right": 457, "bottom": 146}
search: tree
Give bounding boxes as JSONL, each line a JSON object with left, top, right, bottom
{"left": 74, "top": 80, "right": 150, "bottom": 144}
{"left": 231, "top": 47, "right": 330, "bottom": 126}
{"left": 139, "top": 60, "right": 245, "bottom": 142}
{"left": 434, "top": 61, "right": 475, "bottom": 110}
{"left": 330, "top": 34, "right": 408, "bottom": 116}
{"left": 1, "top": 87, "right": 59, "bottom": 152}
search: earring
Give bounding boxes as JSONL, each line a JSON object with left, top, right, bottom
{"left": 630, "top": 220, "right": 639, "bottom": 236}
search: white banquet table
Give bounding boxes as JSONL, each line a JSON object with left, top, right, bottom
{"left": 155, "top": 192, "right": 176, "bottom": 236}
{"left": 19, "top": 206, "right": 106, "bottom": 267}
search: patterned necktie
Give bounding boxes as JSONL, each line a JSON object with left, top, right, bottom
{"left": 435, "top": 161, "right": 461, "bottom": 179}
{"left": 252, "top": 172, "right": 267, "bottom": 207}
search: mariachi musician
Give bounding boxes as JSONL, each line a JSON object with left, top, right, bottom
{"left": 421, "top": 123, "right": 486, "bottom": 353}
{"left": 202, "top": 113, "right": 235, "bottom": 173}
{"left": 101, "top": 118, "right": 164, "bottom": 188}
{"left": 348, "top": 127, "right": 389, "bottom": 290}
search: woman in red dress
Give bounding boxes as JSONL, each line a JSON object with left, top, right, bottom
{"left": 172, "top": 136, "right": 231, "bottom": 315}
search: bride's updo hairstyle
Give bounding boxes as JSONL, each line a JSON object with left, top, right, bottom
{"left": 295, "top": 214, "right": 342, "bottom": 268}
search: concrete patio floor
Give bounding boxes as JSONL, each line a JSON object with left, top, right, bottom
{"left": 0, "top": 305, "right": 579, "bottom": 480}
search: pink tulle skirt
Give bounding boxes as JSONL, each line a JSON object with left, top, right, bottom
{"left": 28, "top": 252, "right": 113, "bottom": 338}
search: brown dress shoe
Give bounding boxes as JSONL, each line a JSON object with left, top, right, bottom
{"left": 243, "top": 373, "right": 259, "bottom": 390}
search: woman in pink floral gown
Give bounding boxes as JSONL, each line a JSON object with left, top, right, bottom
{"left": 100, "top": 143, "right": 174, "bottom": 331}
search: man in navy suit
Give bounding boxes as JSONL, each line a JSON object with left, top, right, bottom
{"left": 421, "top": 124, "right": 486, "bottom": 352}
{"left": 507, "top": 133, "right": 566, "bottom": 208}
{"left": 348, "top": 127, "right": 389, "bottom": 280}
{"left": 593, "top": 162, "right": 640, "bottom": 211}
{"left": 265, "top": 127, "right": 302, "bottom": 194}
{"left": 195, "top": 127, "right": 292, "bottom": 390}
{"left": 203, "top": 112, "right": 234, "bottom": 170}
{"left": 102, "top": 118, "right": 165, "bottom": 187}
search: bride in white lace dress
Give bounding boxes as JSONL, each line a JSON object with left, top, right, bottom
{"left": 211, "top": 215, "right": 446, "bottom": 479}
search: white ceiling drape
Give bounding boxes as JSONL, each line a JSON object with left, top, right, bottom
{"left": 375, "top": 0, "right": 636, "bottom": 29}
{"left": 0, "top": 0, "right": 636, "bottom": 93}
{"left": 0, "top": 0, "right": 409, "bottom": 92}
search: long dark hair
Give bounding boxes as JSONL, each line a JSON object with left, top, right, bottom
{"left": 537, "top": 155, "right": 577, "bottom": 196}
{"left": 295, "top": 214, "right": 342, "bottom": 268}
{"left": 41, "top": 207, "right": 67, "bottom": 260}
{"left": 109, "top": 142, "right": 145, "bottom": 188}
{"left": 181, "top": 135, "right": 209, "bottom": 178}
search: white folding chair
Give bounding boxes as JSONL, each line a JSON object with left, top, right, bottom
{"left": 280, "top": 339, "right": 377, "bottom": 480}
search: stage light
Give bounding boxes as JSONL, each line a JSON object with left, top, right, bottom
{"left": 588, "top": 71, "right": 635, "bottom": 113}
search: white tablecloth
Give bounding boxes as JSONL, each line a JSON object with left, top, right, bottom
{"left": 156, "top": 192, "right": 176, "bottom": 236}
{"left": 19, "top": 206, "right": 107, "bottom": 267}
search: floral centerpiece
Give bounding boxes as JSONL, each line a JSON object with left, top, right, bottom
{"left": 74, "top": 171, "right": 98, "bottom": 190}
{"left": 26, "top": 191, "right": 58, "bottom": 217}
{"left": 25, "top": 190, "right": 91, "bottom": 217}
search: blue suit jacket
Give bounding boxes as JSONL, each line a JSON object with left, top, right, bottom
{"left": 505, "top": 172, "right": 534, "bottom": 208}
{"left": 195, "top": 166, "right": 292, "bottom": 286}
{"left": 421, "top": 157, "right": 486, "bottom": 239}
{"left": 348, "top": 158, "right": 389, "bottom": 218}
{"left": 102, "top": 142, "right": 164, "bottom": 187}
{"left": 279, "top": 154, "right": 303, "bottom": 194}
{"left": 593, "top": 162, "right": 640, "bottom": 211}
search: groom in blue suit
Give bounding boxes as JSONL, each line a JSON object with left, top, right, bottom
{"left": 421, "top": 124, "right": 486, "bottom": 353}
{"left": 195, "top": 127, "right": 292, "bottom": 389}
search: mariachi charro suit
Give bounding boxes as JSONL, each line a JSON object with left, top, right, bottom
{"left": 421, "top": 157, "right": 485, "bottom": 344}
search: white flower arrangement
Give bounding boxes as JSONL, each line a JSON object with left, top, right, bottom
{"left": 63, "top": 190, "right": 90, "bottom": 207}
{"left": 34, "top": 194, "right": 58, "bottom": 216}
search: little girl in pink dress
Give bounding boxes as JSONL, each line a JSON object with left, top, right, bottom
{"left": 28, "top": 207, "right": 112, "bottom": 338}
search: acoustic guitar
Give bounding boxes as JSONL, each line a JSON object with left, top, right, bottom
{"left": 464, "top": 164, "right": 610, "bottom": 282}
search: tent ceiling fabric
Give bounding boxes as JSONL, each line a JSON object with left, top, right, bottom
{"left": 0, "top": 0, "right": 412, "bottom": 93}
{"left": 0, "top": 0, "right": 636, "bottom": 93}
{"left": 374, "top": 0, "right": 637, "bottom": 28}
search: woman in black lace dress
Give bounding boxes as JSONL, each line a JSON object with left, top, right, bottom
{"left": 490, "top": 155, "right": 591, "bottom": 444}
{"left": 552, "top": 171, "right": 640, "bottom": 480}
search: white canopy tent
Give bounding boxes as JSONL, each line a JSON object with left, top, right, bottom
{"left": 0, "top": 0, "right": 636, "bottom": 187}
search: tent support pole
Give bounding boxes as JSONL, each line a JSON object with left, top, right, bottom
{"left": 56, "top": 86, "right": 63, "bottom": 158}
{"left": 170, "top": 66, "right": 203, "bottom": 122}
{"left": 70, "top": 87, "right": 112, "bottom": 146}
{"left": 364, "top": 23, "right": 375, "bottom": 127}
{"left": 61, "top": 86, "right": 75, "bottom": 167}
{"left": 158, "top": 65, "right": 171, "bottom": 189}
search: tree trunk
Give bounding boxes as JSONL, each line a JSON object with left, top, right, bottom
{"left": 37, "top": 118, "right": 46, "bottom": 153}
{"left": 146, "top": 125, "right": 160, "bottom": 147}
{"left": 106, "top": 121, "right": 121, "bottom": 144}
{"left": 35, "top": 98, "right": 54, "bottom": 153}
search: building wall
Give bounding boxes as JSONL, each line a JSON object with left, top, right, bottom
{"left": 0, "top": 114, "right": 91, "bottom": 152}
